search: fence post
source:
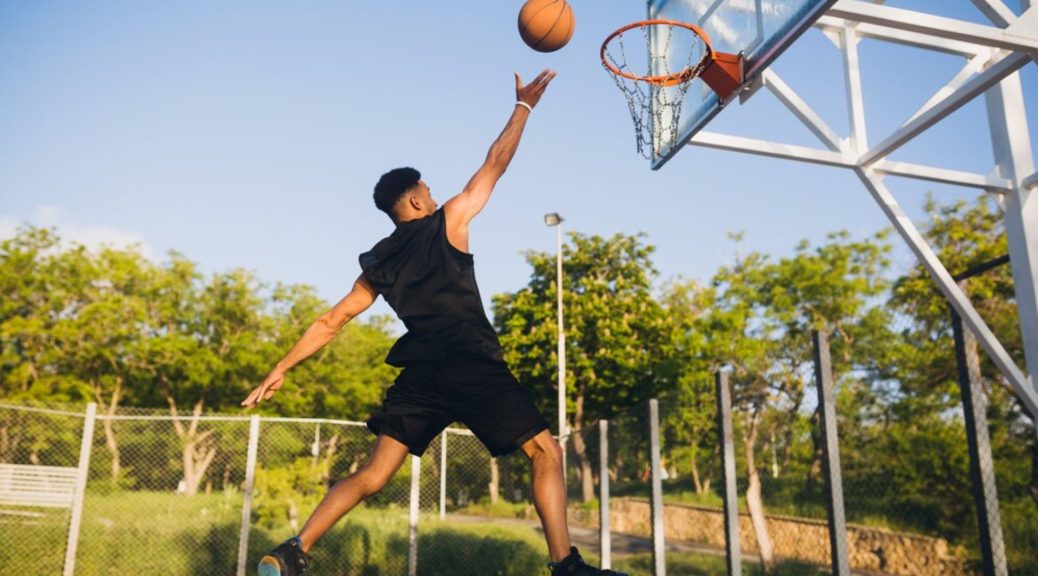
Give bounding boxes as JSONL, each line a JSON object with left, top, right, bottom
{"left": 952, "top": 311, "right": 1008, "bottom": 576}
{"left": 648, "top": 399, "right": 666, "bottom": 576}
{"left": 812, "top": 331, "right": 850, "bottom": 576}
{"left": 439, "top": 430, "right": 448, "bottom": 520}
{"left": 715, "top": 371, "right": 742, "bottom": 576}
{"left": 408, "top": 454, "right": 421, "bottom": 576}
{"left": 237, "top": 414, "right": 261, "bottom": 576}
{"left": 599, "top": 419, "right": 611, "bottom": 570}
{"left": 63, "top": 402, "right": 97, "bottom": 576}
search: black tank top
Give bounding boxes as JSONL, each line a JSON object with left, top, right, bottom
{"left": 359, "top": 208, "right": 503, "bottom": 366}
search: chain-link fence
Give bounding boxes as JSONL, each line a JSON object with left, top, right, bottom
{"left": 0, "top": 403, "right": 550, "bottom": 576}
{"left": 3, "top": 338, "right": 1035, "bottom": 576}
{"left": 555, "top": 328, "right": 1036, "bottom": 576}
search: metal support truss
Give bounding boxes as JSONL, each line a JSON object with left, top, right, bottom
{"left": 689, "top": 0, "right": 1038, "bottom": 417}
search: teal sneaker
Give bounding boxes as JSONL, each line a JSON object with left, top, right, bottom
{"left": 258, "top": 536, "right": 311, "bottom": 576}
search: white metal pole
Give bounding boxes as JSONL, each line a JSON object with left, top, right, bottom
{"left": 237, "top": 414, "right": 261, "bottom": 576}
{"left": 63, "top": 403, "right": 97, "bottom": 576}
{"left": 716, "top": 372, "right": 742, "bottom": 576}
{"left": 599, "top": 419, "right": 611, "bottom": 570}
{"left": 439, "top": 431, "right": 448, "bottom": 520}
{"left": 556, "top": 221, "right": 568, "bottom": 478}
{"left": 985, "top": 71, "right": 1038, "bottom": 410}
{"left": 648, "top": 399, "right": 666, "bottom": 576}
{"left": 408, "top": 455, "right": 421, "bottom": 576}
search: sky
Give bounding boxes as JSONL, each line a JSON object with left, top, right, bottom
{"left": 1, "top": 0, "right": 1035, "bottom": 333}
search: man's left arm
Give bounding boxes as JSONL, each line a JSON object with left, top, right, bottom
{"left": 444, "top": 70, "right": 557, "bottom": 237}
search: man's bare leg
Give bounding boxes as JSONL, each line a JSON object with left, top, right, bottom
{"left": 521, "top": 430, "right": 573, "bottom": 562}
{"left": 296, "top": 434, "right": 410, "bottom": 552}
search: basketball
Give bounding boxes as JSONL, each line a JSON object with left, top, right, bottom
{"left": 518, "top": 0, "right": 575, "bottom": 53}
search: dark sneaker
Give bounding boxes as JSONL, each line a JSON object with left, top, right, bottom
{"left": 548, "top": 547, "right": 627, "bottom": 576}
{"left": 258, "top": 536, "right": 312, "bottom": 576}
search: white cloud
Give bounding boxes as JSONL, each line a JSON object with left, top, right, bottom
{"left": 0, "top": 205, "right": 158, "bottom": 260}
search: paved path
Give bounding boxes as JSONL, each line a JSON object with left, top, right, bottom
{"left": 444, "top": 514, "right": 730, "bottom": 558}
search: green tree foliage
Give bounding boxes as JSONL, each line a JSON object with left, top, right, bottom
{"left": 493, "top": 232, "right": 671, "bottom": 424}
{"left": 492, "top": 232, "right": 672, "bottom": 500}
{"left": 0, "top": 226, "right": 396, "bottom": 492}
{"left": 886, "top": 196, "right": 1036, "bottom": 564}
{"left": 659, "top": 279, "right": 717, "bottom": 496}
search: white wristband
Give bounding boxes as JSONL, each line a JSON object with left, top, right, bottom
{"left": 516, "top": 101, "right": 533, "bottom": 113}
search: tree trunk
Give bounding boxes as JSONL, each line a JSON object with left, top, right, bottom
{"left": 321, "top": 433, "right": 340, "bottom": 483}
{"left": 697, "top": 444, "right": 718, "bottom": 497}
{"left": 96, "top": 380, "right": 122, "bottom": 485}
{"left": 690, "top": 440, "right": 704, "bottom": 495}
{"left": 571, "top": 394, "right": 596, "bottom": 502}
{"left": 745, "top": 407, "right": 775, "bottom": 571}
{"left": 169, "top": 397, "right": 218, "bottom": 496}
{"left": 289, "top": 500, "right": 300, "bottom": 533}
{"left": 0, "top": 423, "right": 20, "bottom": 463}
{"left": 489, "top": 457, "right": 500, "bottom": 504}
{"left": 769, "top": 433, "right": 779, "bottom": 479}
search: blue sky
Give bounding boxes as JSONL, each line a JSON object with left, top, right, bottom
{"left": 2, "top": 1, "right": 1035, "bottom": 330}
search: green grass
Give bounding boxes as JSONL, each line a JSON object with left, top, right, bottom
{"left": 7, "top": 488, "right": 1032, "bottom": 575}
{"left": 0, "top": 507, "right": 71, "bottom": 574}
{"left": 454, "top": 500, "right": 536, "bottom": 519}
{"left": 0, "top": 491, "right": 553, "bottom": 575}
{"left": 612, "top": 553, "right": 825, "bottom": 576}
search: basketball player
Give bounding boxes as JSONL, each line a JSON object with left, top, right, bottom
{"left": 242, "top": 69, "right": 625, "bottom": 576}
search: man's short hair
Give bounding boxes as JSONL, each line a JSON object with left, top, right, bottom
{"left": 373, "top": 167, "right": 421, "bottom": 218}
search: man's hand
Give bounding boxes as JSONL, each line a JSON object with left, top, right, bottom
{"left": 241, "top": 367, "right": 285, "bottom": 408}
{"left": 516, "top": 69, "right": 557, "bottom": 109}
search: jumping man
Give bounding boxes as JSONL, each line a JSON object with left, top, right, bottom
{"left": 242, "top": 69, "right": 625, "bottom": 576}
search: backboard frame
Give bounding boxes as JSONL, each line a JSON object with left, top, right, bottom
{"left": 647, "top": 0, "right": 839, "bottom": 169}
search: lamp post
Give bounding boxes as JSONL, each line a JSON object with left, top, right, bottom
{"left": 544, "top": 213, "right": 567, "bottom": 478}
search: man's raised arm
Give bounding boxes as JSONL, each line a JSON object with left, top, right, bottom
{"left": 445, "top": 69, "right": 557, "bottom": 233}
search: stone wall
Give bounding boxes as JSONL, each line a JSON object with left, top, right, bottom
{"left": 567, "top": 498, "right": 970, "bottom": 576}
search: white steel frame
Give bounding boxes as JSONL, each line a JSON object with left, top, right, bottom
{"left": 687, "top": 0, "right": 1038, "bottom": 416}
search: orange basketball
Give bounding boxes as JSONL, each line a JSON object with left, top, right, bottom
{"left": 518, "top": 0, "right": 575, "bottom": 53}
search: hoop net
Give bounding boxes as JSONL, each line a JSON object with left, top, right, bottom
{"left": 601, "top": 20, "right": 713, "bottom": 160}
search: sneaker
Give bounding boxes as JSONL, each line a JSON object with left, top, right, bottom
{"left": 258, "top": 536, "right": 312, "bottom": 576}
{"left": 548, "top": 547, "right": 627, "bottom": 576}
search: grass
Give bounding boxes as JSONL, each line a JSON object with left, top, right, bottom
{"left": 0, "top": 491, "right": 554, "bottom": 575}
{"left": 454, "top": 500, "right": 536, "bottom": 519}
{"left": 612, "top": 553, "right": 825, "bottom": 576}
{"left": 6, "top": 488, "right": 1032, "bottom": 575}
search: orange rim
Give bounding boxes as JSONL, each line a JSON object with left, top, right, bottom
{"left": 601, "top": 19, "right": 715, "bottom": 87}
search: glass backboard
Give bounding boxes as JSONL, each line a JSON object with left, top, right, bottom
{"left": 648, "top": 0, "right": 837, "bottom": 168}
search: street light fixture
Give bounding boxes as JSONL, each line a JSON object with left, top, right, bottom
{"left": 544, "top": 213, "right": 567, "bottom": 477}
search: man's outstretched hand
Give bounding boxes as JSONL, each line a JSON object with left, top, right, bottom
{"left": 241, "top": 368, "right": 285, "bottom": 408}
{"left": 516, "top": 69, "right": 557, "bottom": 110}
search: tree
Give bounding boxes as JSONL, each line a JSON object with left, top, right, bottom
{"left": 890, "top": 195, "right": 1035, "bottom": 514}
{"left": 754, "top": 231, "right": 893, "bottom": 489}
{"left": 659, "top": 279, "right": 718, "bottom": 496}
{"left": 707, "top": 247, "right": 779, "bottom": 569}
{"left": 0, "top": 227, "right": 89, "bottom": 464}
{"left": 493, "top": 232, "right": 672, "bottom": 502}
{"left": 51, "top": 245, "right": 156, "bottom": 484}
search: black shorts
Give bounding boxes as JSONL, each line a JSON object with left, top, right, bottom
{"left": 366, "top": 358, "right": 550, "bottom": 457}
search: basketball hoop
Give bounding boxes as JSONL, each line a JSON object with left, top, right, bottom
{"left": 601, "top": 19, "right": 743, "bottom": 159}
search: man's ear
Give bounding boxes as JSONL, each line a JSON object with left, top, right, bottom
{"left": 408, "top": 192, "right": 422, "bottom": 211}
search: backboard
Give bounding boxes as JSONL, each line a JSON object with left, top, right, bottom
{"left": 647, "top": 0, "right": 837, "bottom": 169}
